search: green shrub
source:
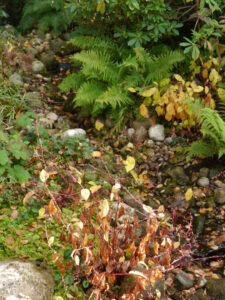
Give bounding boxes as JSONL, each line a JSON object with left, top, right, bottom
{"left": 19, "top": 0, "right": 72, "bottom": 33}
{"left": 59, "top": 36, "right": 184, "bottom": 130}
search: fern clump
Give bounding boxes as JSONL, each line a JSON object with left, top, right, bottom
{"left": 59, "top": 35, "right": 184, "bottom": 129}
{"left": 18, "top": 0, "right": 72, "bottom": 33}
{"left": 187, "top": 107, "right": 225, "bottom": 160}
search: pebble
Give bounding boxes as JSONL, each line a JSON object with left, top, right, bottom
{"left": 127, "top": 128, "right": 135, "bottom": 140}
{"left": 61, "top": 128, "right": 86, "bottom": 139}
{"left": 148, "top": 124, "right": 165, "bottom": 141}
{"left": 46, "top": 112, "right": 58, "bottom": 121}
{"left": 197, "top": 177, "right": 209, "bottom": 187}
{"left": 176, "top": 270, "right": 194, "bottom": 288}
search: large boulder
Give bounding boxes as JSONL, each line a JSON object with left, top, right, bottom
{"left": 0, "top": 260, "right": 54, "bottom": 300}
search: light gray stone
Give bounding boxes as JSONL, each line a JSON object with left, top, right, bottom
{"left": 9, "top": 73, "right": 23, "bottom": 86}
{"left": 197, "top": 177, "right": 209, "bottom": 187}
{"left": 61, "top": 128, "right": 86, "bottom": 139}
{"left": 148, "top": 124, "right": 165, "bottom": 141}
{"left": 46, "top": 112, "right": 58, "bottom": 121}
{"left": 0, "top": 260, "right": 54, "bottom": 300}
{"left": 176, "top": 270, "right": 194, "bottom": 288}
{"left": 164, "top": 137, "right": 173, "bottom": 145}
{"left": 127, "top": 128, "right": 135, "bottom": 140}
{"left": 145, "top": 139, "right": 155, "bottom": 147}
{"left": 134, "top": 126, "right": 147, "bottom": 142}
{"left": 32, "top": 60, "right": 45, "bottom": 74}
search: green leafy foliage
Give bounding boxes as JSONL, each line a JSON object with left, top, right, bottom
{"left": 19, "top": 0, "right": 72, "bottom": 33}
{"left": 0, "top": 126, "right": 30, "bottom": 183}
{"left": 59, "top": 36, "right": 184, "bottom": 129}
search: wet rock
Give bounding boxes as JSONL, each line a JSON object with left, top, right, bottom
{"left": 206, "top": 278, "right": 225, "bottom": 300}
{"left": 148, "top": 124, "right": 165, "bottom": 141}
{"left": 39, "top": 51, "right": 58, "bottom": 71}
{"left": 9, "top": 73, "right": 23, "bottom": 86}
{"left": 127, "top": 128, "right": 135, "bottom": 140}
{"left": 132, "top": 119, "right": 152, "bottom": 130}
{"left": 134, "top": 126, "right": 147, "bottom": 143}
{"left": 46, "top": 112, "right": 58, "bottom": 121}
{"left": 167, "top": 166, "right": 189, "bottom": 185}
{"left": 176, "top": 270, "right": 194, "bottom": 288}
{"left": 105, "top": 118, "right": 113, "bottom": 129}
{"left": 50, "top": 38, "right": 65, "bottom": 55}
{"left": 197, "top": 177, "right": 209, "bottom": 187}
{"left": 214, "top": 188, "right": 225, "bottom": 204}
{"left": 61, "top": 128, "right": 86, "bottom": 139}
{"left": 199, "top": 168, "right": 209, "bottom": 178}
{"left": 32, "top": 60, "right": 45, "bottom": 74}
{"left": 0, "top": 260, "right": 54, "bottom": 300}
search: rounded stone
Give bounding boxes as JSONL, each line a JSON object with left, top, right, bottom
{"left": 32, "top": 60, "right": 45, "bottom": 74}
{"left": 61, "top": 128, "right": 86, "bottom": 139}
{"left": 148, "top": 124, "right": 165, "bottom": 141}
{"left": 46, "top": 112, "right": 58, "bottom": 121}
{"left": 197, "top": 177, "right": 209, "bottom": 187}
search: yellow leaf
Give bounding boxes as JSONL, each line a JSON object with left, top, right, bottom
{"left": 174, "top": 241, "right": 180, "bottom": 249}
{"left": 53, "top": 297, "right": 64, "bottom": 300}
{"left": 38, "top": 207, "right": 46, "bottom": 218}
{"left": 165, "top": 102, "right": 175, "bottom": 121}
{"left": 48, "top": 236, "right": 54, "bottom": 247}
{"left": 95, "top": 119, "right": 104, "bottom": 131}
{"left": 202, "top": 69, "right": 208, "bottom": 79}
{"left": 40, "top": 169, "right": 49, "bottom": 183}
{"left": 185, "top": 188, "right": 193, "bottom": 201}
{"left": 141, "top": 87, "right": 157, "bottom": 97}
{"left": 74, "top": 255, "right": 80, "bottom": 266}
{"left": 139, "top": 103, "right": 149, "bottom": 118}
{"left": 96, "top": 0, "right": 105, "bottom": 14}
{"left": 99, "top": 199, "right": 109, "bottom": 218}
{"left": 155, "top": 106, "right": 164, "bottom": 116}
{"left": 81, "top": 189, "right": 90, "bottom": 201}
{"left": 90, "top": 185, "right": 101, "bottom": 194}
{"left": 174, "top": 74, "right": 184, "bottom": 83}
{"left": 193, "top": 86, "right": 204, "bottom": 93}
{"left": 128, "top": 87, "right": 136, "bottom": 93}
{"left": 205, "top": 86, "right": 209, "bottom": 94}
{"left": 124, "top": 156, "right": 135, "bottom": 173}
{"left": 160, "top": 78, "right": 170, "bottom": 86}
{"left": 92, "top": 151, "right": 101, "bottom": 157}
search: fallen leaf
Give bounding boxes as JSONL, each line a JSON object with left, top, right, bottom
{"left": 92, "top": 151, "right": 102, "bottom": 157}
{"left": 40, "top": 169, "right": 49, "bottom": 183}
{"left": 185, "top": 188, "right": 193, "bottom": 201}
{"left": 99, "top": 199, "right": 109, "bottom": 218}
{"left": 81, "top": 189, "right": 90, "bottom": 200}
{"left": 124, "top": 156, "right": 135, "bottom": 173}
{"left": 90, "top": 185, "right": 101, "bottom": 194}
{"left": 95, "top": 119, "right": 104, "bottom": 131}
{"left": 23, "top": 190, "right": 35, "bottom": 205}
{"left": 48, "top": 236, "right": 54, "bottom": 247}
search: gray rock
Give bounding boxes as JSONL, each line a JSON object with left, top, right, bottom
{"left": 61, "top": 128, "right": 86, "bottom": 139}
{"left": 176, "top": 270, "right": 194, "bottom": 288}
{"left": 145, "top": 139, "right": 155, "bottom": 147}
{"left": 32, "top": 60, "right": 45, "bottom": 74}
{"left": 127, "top": 128, "right": 135, "bottom": 140}
{"left": 132, "top": 119, "right": 152, "bottom": 130}
{"left": 164, "top": 137, "right": 173, "bottom": 145}
{"left": 24, "top": 92, "right": 45, "bottom": 109}
{"left": 168, "top": 166, "right": 189, "bottom": 185}
{"left": 148, "top": 124, "right": 165, "bottom": 141}
{"left": 199, "top": 168, "right": 209, "bottom": 178}
{"left": 206, "top": 278, "right": 225, "bottom": 300}
{"left": 134, "top": 126, "right": 147, "bottom": 143}
{"left": 214, "top": 188, "right": 225, "bottom": 204}
{"left": 111, "top": 202, "right": 135, "bottom": 224}
{"left": 9, "top": 73, "right": 23, "bottom": 86}
{"left": 39, "top": 51, "right": 57, "bottom": 71}
{"left": 55, "top": 116, "right": 71, "bottom": 130}
{"left": 104, "top": 118, "right": 113, "bottom": 129}
{"left": 197, "top": 177, "right": 209, "bottom": 187}
{"left": 0, "top": 260, "right": 54, "bottom": 300}
{"left": 46, "top": 112, "right": 58, "bottom": 121}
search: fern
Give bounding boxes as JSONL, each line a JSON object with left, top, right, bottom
{"left": 187, "top": 107, "right": 225, "bottom": 160}
{"left": 59, "top": 36, "right": 184, "bottom": 130}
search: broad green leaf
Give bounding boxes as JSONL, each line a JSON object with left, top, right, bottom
{"left": 0, "top": 130, "right": 8, "bottom": 142}
{"left": 9, "top": 165, "right": 30, "bottom": 183}
{"left": 8, "top": 143, "right": 29, "bottom": 160}
{"left": 0, "top": 150, "right": 10, "bottom": 165}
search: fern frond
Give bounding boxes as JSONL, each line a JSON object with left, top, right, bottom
{"left": 74, "top": 81, "right": 106, "bottom": 107}
{"left": 144, "top": 50, "right": 184, "bottom": 83}
{"left": 59, "top": 72, "right": 86, "bottom": 92}
{"left": 73, "top": 50, "right": 119, "bottom": 83}
{"left": 96, "top": 86, "right": 133, "bottom": 109}
{"left": 187, "top": 140, "right": 215, "bottom": 160}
